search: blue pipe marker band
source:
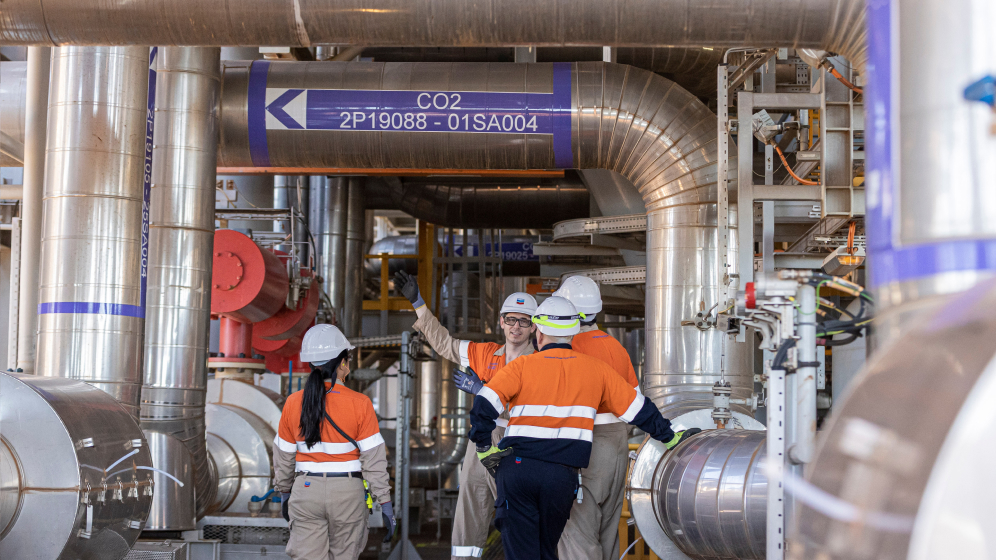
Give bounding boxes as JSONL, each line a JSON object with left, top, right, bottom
{"left": 247, "top": 62, "right": 574, "bottom": 168}
{"left": 862, "top": 0, "right": 996, "bottom": 288}
{"left": 39, "top": 302, "right": 145, "bottom": 318}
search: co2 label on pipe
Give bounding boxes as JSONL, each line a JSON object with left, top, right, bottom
{"left": 247, "top": 62, "right": 573, "bottom": 168}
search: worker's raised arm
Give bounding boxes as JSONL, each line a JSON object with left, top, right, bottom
{"left": 395, "top": 270, "right": 470, "bottom": 364}
{"left": 599, "top": 365, "right": 676, "bottom": 444}
{"left": 468, "top": 360, "right": 523, "bottom": 448}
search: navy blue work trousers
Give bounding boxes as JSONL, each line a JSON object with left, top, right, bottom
{"left": 493, "top": 454, "right": 579, "bottom": 560}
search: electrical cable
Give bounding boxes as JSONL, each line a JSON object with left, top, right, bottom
{"left": 827, "top": 65, "right": 863, "bottom": 95}
{"left": 773, "top": 144, "right": 819, "bottom": 185}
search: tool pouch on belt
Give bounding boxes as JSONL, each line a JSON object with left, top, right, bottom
{"left": 324, "top": 411, "right": 374, "bottom": 512}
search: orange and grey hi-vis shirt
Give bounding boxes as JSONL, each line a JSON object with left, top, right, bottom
{"left": 469, "top": 344, "right": 675, "bottom": 468}
{"left": 571, "top": 327, "right": 640, "bottom": 425}
{"left": 274, "top": 380, "right": 385, "bottom": 472}
{"left": 413, "top": 308, "right": 533, "bottom": 427}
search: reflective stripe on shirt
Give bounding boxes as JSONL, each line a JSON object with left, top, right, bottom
{"left": 619, "top": 393, "right": 645, "bottom": 423}
{"left": 295, "top": 459, "right": 362, "bottom": 473}
{"left": 458, "top": 340, "right": 472, "bottom": 368}
{"left": 505, "top": 425, "right": 593, "bottom": 442}
{"left": 510, "top": 404, "right": 596, "bottom": 420}
{"left": 293, "top": 432, "right": 385, "bottom": 455}
{"left": 594, "top": 413, "right": 623, "bottom": 424}
{"left": 452, "top": 546, "right": 483, "bottom": 558}
{"left": 495, "top": 418, "right": 509, "bottom": 427}
{"left": 479, "top": 386, "right": 505, "bottom": 414}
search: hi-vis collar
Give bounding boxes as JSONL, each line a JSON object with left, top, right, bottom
{"left": 532, "top": 312, "right": 586, "bottom": 330}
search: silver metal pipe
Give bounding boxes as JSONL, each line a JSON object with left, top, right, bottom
{"left": 0, "top": 0, "right": 866, "bottom": 69}
{"left": 788, "top": 283, "right": 816, "bottom": 464}
{"left": 36, "top": 46, "right": 150, "bottom": 416}
{"left": 343, "top": 177, "right": 365, "bottom": 337}
{"left": 311, "top": 176, "right": 348, "bottom": 321}
{"left": 655, "top": 431, "right": 767, "bottom": 559}
{"left": 0, "top": 62, "right": 28, "bottom": 167}
{"left": 274, "top": 175, "right": 310, "bottom": 263}
{"left": 870, "top": 0, "right": 996, "bottom": 348}
{"left": 417, "top": 359, "right": 440, "bottom": 437}
{"left": 0, "top": 372, "right": 154, "bottom": 559}
{"left": 14, "top": 48, "right": 48, "bottom": 374}
{"left": 141, "top": 47, "right": 221, "bottom": 528}
{"left": 410, "top": 358, "right": 470, "bottom": 488}
{"left": 218, "top": 61, "right": 755, "bottom": 416}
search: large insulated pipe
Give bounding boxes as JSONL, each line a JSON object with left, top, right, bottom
{"left": 0, "top": 0, "right": 865, "bottom": 69}
{"left": 141, "top": 47, "right": 221, "bottom": 529}
{"left": 217, "top": 60, "right": 753, "bottom": 418}
{"left": 867, "top": 0, "right": 996, "bottom": 348}
{"left": 36, "top": 47, "right": 150, "bottom": 416}
{"left": 793, "top": 0, "right": 996, "bottom": 555}
{"left": 15, "top": 48, "right": 49, "bottom": 373}
{"left": 410, "top": 358, "right": 470, "bottom": 488}
{"left": 655, "top": 431, "right": 767, "bottom": 558}
{"left": 342, "top": 177, "right": 365, "bottom": 337}
{"left": 0, "top": 372, "right": 155, "bottom": 559}
{"left": 311, "top": 176, "right": 349, "bottom": 321}
{"left": 0, "top": 61, "right": 28, "bottom": 167}
{"left": 369, "top": 177, "right": 590, "bottom": 229}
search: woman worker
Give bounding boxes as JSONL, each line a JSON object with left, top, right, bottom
{"left": 272, "top": 324, "right": 397, "bottom": 559}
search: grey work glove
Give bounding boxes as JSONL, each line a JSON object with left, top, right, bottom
{"left": 280, "top": 492, "right": 290, "bottom": 522}
{"left": 393, "top": 270, "right": 425, "bottom": 309}
{"left": 381, "top": 501, "right": 396, "bottom": 543}
{"left": 453, "top": 366, "right": 484, "bottom": 395}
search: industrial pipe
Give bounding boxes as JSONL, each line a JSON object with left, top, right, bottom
{"left": 0, "top": 0, "right": 866, "bottom": 71}
{"left": 15, "top": 48, "right": 47, "bottom": 374}
{"left": 410, "top": 358, "right": 470, "bottom": 488}
{"left": 0, "top": 372, "right": 155, "bottom": 559}
{"left": 655, "top": 431, "right": 767, "bottom": 559}
{"left": 217, "top": 60, "right": 755, "bottom": 418}
{"left": 367, "top": 176, "right": 590, "bottom": 229}
{"left": 36, "top": 46, "right": 151, "bottom": 417}
{"left": 310, "top": 176, "right": 349, "bottom": 320}
{"left": 868, "top": 0, "right": 996, "bottom": 348}
{"left": 789, "top": 283, "right": 817, "bottom": 464}
{"left": 343, "top": 177, "right": 366, "bottom": 337}
{"left": 141, "top": 46, "right": 222, "bottom": 528}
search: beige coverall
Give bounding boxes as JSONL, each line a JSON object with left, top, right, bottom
{"left": 413, "top": 310, "right": 530, "bottom": 560}
{"left": 273, "top": 381, "right": 392, "bottom": 560}
{"left": 557, "top": 324, "right": 634, "bottom": 560}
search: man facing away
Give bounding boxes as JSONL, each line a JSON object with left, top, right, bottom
{"left": 394, "top": 270, "right": 537, "bottom": 560}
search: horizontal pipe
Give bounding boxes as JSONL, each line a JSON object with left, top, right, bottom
{"left": 364, "top": 175, "right": 590, "bottom": 228}
{"left": 216, "top": 167, "right": 565, "bottom": 177}
{"left": 0, "top": 0, "right": 866, "bottom": 71}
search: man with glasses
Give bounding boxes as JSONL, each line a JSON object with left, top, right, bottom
{"left": 393, "top": 270, "right": 536, "bottom": 560}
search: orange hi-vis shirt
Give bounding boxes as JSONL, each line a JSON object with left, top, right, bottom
{"left": 571, "top": 329, "right": 639, "bottom": 425}
{"left": 274, "top": 380, "right": 385, "bottom": 473}
{"left": 469, "top": 344, "right": 673, "bottom": 468}
{"left": 458, "top": 341, "right": 507, "bottom": 383}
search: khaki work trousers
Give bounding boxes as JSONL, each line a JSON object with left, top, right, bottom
{"left": 286, "top": 475, "right": 369, "bottom": 560}
{"left": 451, "top": 426, "right": 505, "bottom": 559}
{"left": 557, "top": 423, "right": 629, "bottom": 560}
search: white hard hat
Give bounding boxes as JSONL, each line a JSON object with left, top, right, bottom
{"left": 300, "top": 324, "right": 355, "bottom": 364}
{"left": 553, "top": 276, "right": 603, "bottom": 315}
{"left": 531, "top": 296, "right": 583, "bottom": 336}
{"left": 499, "top": 292, "right": 538, "bottom": 316}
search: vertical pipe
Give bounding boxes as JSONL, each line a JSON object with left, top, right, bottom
{"left": 314, "top": 177, "right": 348, "bottom": 323}
{"left": 343, "top": 177, "right": 365, "bottom": 337}
{"left": 36, "top": 47, "right": 149, "bottom": 416}
{"left": 276, "top": 175, "right": 310, "bottom": 264}
{"left": 219, "top": 316, "right": 253, "bottom": 358}
{"left": 15, "top": 47, "right": 49, "bottom": 373}
{"left": 141, "top": 47, "right": 221, "bottom": 525}
{"left": 789, "top": 283, "right": 817, "bottom": 464}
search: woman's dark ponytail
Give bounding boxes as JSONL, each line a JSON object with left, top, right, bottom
{"left": 300, "top": 349, "right": 349, "bottom": 449}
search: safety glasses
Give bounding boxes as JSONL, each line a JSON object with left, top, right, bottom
{"left": 502, "top": 315, "right": 532, "bottom": 328}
